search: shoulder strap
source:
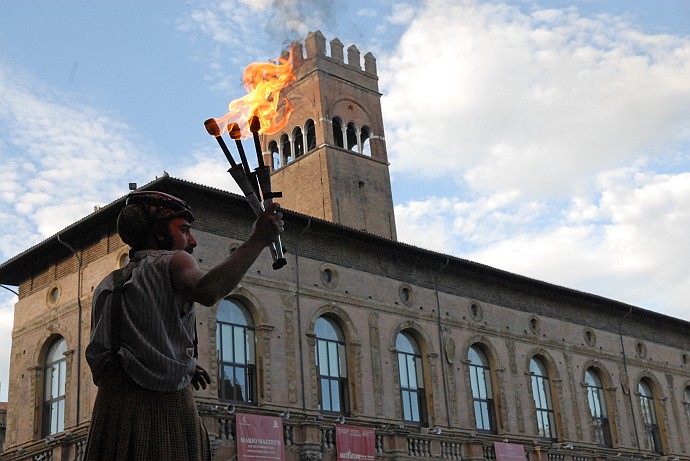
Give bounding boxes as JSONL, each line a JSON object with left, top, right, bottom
{"left": 194, "top": 325, "right": 199, "bottom": 359}
{"left": 109, "top": 267, "right": 131, "bottom": 362}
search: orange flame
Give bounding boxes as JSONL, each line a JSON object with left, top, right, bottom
{"left": 212, "top": 46, "right": 296, "bottom": 139}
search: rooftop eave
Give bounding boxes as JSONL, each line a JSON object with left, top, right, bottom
{"left": 0, "top": 175, "right": 686, "bottom": 331}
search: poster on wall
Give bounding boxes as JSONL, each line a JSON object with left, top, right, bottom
{"left": 335, "top": 425, "right": 376, "bottom": 461}
{"left": 494, "top": 441, "right": 527, "bottom": 461}
{"left": 236, "top": 413, "right": 285, "bottom": 461}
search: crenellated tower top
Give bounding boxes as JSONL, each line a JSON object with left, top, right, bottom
{"left": 287, "top": 30, "right": 378, "bottom": 75}
{"left": 263, "top": 30, "right": 396, "bottom": 240}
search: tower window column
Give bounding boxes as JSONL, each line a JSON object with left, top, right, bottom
{"left": 281, "top": 134, "right": 292, "bottom": 166}
{"left": 293, "top": 127, "right": 304, "bottom": 158}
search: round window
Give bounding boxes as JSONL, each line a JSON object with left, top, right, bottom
{"left": 529, "top": 316, "right": 541, "bottom": 334}
{"left": 469, "top": 302, "right": 483, "bottom": 321}
{"left": 398, "top": 285, "right": 414, "bottom": 306}
{"left": 320, "top": 265, "right": 338, "bottom": 288}
{"left": 46, "top": 283, "right": 61, "bottom": 307}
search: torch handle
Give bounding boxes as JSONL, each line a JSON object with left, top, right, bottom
{"left": 254, "top": 166, "right": 286, "bottom": 269}
{"left": 228, "top": 166, "right": 286, "bottom": 270}
{"left": 210, "top": 119, "right": 285, "bottom": 270}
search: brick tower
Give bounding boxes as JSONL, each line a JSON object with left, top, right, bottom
{"left": 263, "top": 30, "right": 397, "bottom": 240}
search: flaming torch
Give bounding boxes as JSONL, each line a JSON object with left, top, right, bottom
{"left": 205, "top": 48, "right": 295, "bottom": 270}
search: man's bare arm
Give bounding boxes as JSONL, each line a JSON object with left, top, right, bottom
{"left": 169, "top": 204, "right": 283, "bottom": 306}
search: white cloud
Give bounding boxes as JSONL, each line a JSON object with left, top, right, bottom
{"left": 395, "top": 166, "right": 690, "bottom": 321}
{"left": 380, "top": 0, "right": 690, "bottom": 199}
{"left": 380, "top": 0, "right": 690, "bottom": 320}
{"left": 395, "top": 198, "right": 457, "bottom": 253}
{"left": 0, "top": 63, "right": 161, "bottom": 254}
{"left": 177, "top": 0, "right": 333, "bottom": 94}
{"left": 387, "top": 3, "right": 417, "bottom": 25}
{"left": 357, "top": 8, "right": 378, "bottom": 18}
{"left": 174, "top": 148, "right": 244, "bottom": 195}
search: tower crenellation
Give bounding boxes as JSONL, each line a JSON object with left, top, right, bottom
{"left": 304, "top": 30, "right": 327, "bottom": 58}
{"left": 329, "top": 38, "right": 344, "bottom": 63}
{"left": 364, "top": 52, "right": 377, "bottom": 75}
{"left": 295, "top": 31, "right": 376, "bottom": 77}
{"left": 291, "top": 41, "right": 304, "bottom": 68}
{"left": 346, "top": 44, "right": 361, "bottom": 70}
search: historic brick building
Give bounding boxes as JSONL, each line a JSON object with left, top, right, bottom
{"left": 1, "top": 31, "right": 690, "bottom": 461}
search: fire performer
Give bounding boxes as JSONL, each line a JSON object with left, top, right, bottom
{"left": 83, "top": 190, "right": 283, "bottom": 461}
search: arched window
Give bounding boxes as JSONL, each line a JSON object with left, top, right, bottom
{"left": 332, "top": 118, "right": 344, "bottom": 148}
{"left": 293, "top": 126, "right": 304, "bottom": 158}
{"left": 639, "top": 379, "right": 662, "bottom": 453}
{"left": 315, "top": 316, "right": 349, "bottom": 414}
{"left": 269, "top": 140, "right": 279, "bottom": 170}
{"left": 216, "top": 299, "right": 256, "bottom": 403}
{"left": 397, "top": 331, "right": 427, "bottom": 424}
{"left": 346, "top": 122, "right": 358, "bottom": 152}
{"left": 280, "top": 134, "right": 292, "bottom": 165}
{"left": 305, "top": 119, "right": 316, "bottom": 151}
{"left": 360, "top": 126, "right": 371, "bottom": 156}
{"left": 468, "top": 345, "right": 496, "bottom": 433}
{"left": 43, "top": 337, "right": 67, "bottom": 436}
{"left": 530, "top": 356, "right": 557, "bottom": 440}
{"left": 585, "top": 368, "right": 612, "bottom": 446}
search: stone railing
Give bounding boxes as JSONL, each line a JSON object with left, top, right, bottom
{"left": 0, "top": 417, "right": 681, "bottom": 461}
{"left": 0, "top": 431, "right": 86, "bottom": 461}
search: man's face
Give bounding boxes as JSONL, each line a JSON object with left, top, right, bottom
{"left": 166, "top": 217, "right": 197, "bottom": 254}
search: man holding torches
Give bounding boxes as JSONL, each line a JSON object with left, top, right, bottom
{"left": 83, "top": 191, "right": 283, "bottom": 460}
{"left": 83, "top": 50, "right": 294, "bottom": 460}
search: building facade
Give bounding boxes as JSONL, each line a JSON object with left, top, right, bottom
{"left": 1, "top": 32, "right": 690, "bottom": 461}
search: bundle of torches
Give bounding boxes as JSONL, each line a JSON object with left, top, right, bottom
{"left": 204, "top": 48, "right": 295, "bottom": 270}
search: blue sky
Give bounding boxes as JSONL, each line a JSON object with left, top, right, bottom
{"left": 1, "top": 0, "right": 689, "bottom": 401}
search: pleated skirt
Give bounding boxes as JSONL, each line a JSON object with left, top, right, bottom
{"left": 83, "top": 363, "right": 211, "bottom": 461}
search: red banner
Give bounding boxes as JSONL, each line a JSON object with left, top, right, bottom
{"left": 494, "top": 442, "right": 527, "bottom": 461}
{"left": 336, "top": 425, "right": 376, "bottom": 461}
{"left": 236, "top": 413, "right": 285, "bottom": 461}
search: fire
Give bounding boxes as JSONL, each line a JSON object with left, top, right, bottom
{"left": 212, "top": 46, "right": 296, "bottom": 139}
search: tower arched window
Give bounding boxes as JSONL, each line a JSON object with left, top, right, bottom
{"left": 361, "top": 126, "right": 371, "bottom": 156}
{"left": 468, "top": 344, "right": 496, "bottom": 433}
{"left": 346, "top": 122, "right": 359, "bottom": 152}
{"left": 585, "top": 368, "right": 612, "bottom": 447}
{"left": 281, "top": 133, "right": 292, "bottom": 165}
{"left": 332, "top": 117, "right": 344, "bottom": 148}
{"left": 315, "top": 316, "right": 349, "bottom": 414}
{"left": 43, "top": 337, "right": 67, "bottom": 436}
{"left": 216, "top": 299, "right": 256, "bottom": 403}
{"left": 305, "top": 119, "right": 316, "bottom": 151}
{"left": 269, "top": 140, "right": 279, "bottom": 170}
{"left": 293, "top": 126, "right": 304, "bottom": 158}
{"left": 530, "top": 356, "right": 557, "bottom": 440}
{"left": 396, "top": 331, "right": 427, "bottom": 424}
{"left": 639, "top": 379, "right": 663, "bottom": 453}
